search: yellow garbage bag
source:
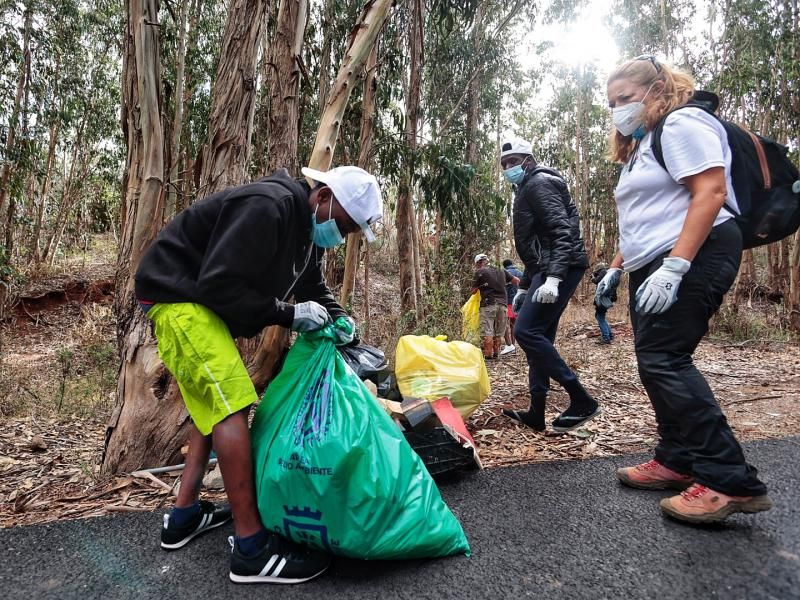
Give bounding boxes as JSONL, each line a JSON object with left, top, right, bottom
{"left": 395, "top": 335, "right": 490, "bottom": 419}
{"left": 460, "top": 291, "right": 481, "bottom": 344}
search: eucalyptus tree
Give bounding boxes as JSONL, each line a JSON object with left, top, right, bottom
{"left": 0, "top": 0, "right": 121, "bottom": 269}
{"left": 701, "top": 0, "right": 799, "bottom": 319}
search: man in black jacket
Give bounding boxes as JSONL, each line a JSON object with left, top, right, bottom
{"left": 135, "top": 165, "right": 382, "bottom": 584}
{"left": 498, "top": 138, "right": 600, "bottom": 433}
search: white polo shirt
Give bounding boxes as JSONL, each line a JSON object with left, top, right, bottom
{"left": 614, "top": 107, "right": 738, "bottom": 273}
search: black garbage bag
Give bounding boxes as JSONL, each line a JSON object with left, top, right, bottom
{"left": 338, "top": 342, "right": 388, "bottom": 381}
{"left": 376, "top": 371, "right": 402, "bottom": 401}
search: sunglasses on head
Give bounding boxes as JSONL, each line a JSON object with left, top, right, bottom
{"left": 634, "top": 54, "right": 661, "bottom": 73}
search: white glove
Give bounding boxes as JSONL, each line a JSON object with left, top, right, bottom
{"left": 512, "top": 289, "right": 527, "bottom": 313}
{"left": 595, "top": 267, "right": 622, "bottom": 308}
{"left": 333, "top": 316, "right": 356, "bottom": 345}
{"left": 291, "top": 301, "right": 331, "bottom": 332}
{"left": 635, "top": 257, "right": 691, "bottom": 314}
{"left": 531, "top": 276, "right": 561, "bottom": 304}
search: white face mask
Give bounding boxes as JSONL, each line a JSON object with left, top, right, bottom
{"left": 612, "top": 82, "right": 656, "bottom": 136}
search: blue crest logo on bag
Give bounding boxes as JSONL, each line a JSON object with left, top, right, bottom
{"left": 292, "top": 367, "right": 334, "bottom": 446}
{"left": 282, "top": 505, "right": 337, "bottom": 551}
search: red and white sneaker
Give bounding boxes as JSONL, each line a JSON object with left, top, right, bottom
{"left": 660, "top": 483, "right": 773, "bottom": 524}
{"left": 616, "top": 459, "right": 694, "bottom": 490}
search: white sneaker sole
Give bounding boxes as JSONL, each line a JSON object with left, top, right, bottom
{"left": 229, "top": 564, "right": 329, "bottom": 585}
{"left": 160, "top": 517, "right": 231, "bottom": 550}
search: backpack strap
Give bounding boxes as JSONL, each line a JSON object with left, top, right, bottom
{"left": 650, "top": 101, "right": 716, "bottom": 170}
{"left": 745, "top": 129, "right": 771, "bottom": 189}
{"left": 649, "top": 97, "right": 740, "bottom": 217}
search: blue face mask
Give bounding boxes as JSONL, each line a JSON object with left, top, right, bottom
{"left": 311, "top": 201, "right": 345, "bottom": 248}
{"left": 503, "top": 164, "right": 525, "bottom": 185}
{"left": 631, "top": 124, "right": 648, "bottom": 140}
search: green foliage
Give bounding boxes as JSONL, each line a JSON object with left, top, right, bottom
{"left": 413, "top": 233, "right": 470, "bottom": 340}
{"left": 711, "top": 303, "right": 795, "bottom": 344}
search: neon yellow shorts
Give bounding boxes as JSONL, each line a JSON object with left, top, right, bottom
{"left": 147, "top": 302, "right": 258, "bottom": 436}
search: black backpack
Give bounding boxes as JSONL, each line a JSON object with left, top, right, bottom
{"left": 651, "top": 91, "right": 800, "bottom": 249}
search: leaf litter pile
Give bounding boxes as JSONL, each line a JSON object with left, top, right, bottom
{"left": 2, "top": 302, "right": 799, "bottom": 529}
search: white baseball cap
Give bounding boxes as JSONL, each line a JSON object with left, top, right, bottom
{"left": 474, "top": 253, "right": 489, "bottom": 264}
{"left": 301, "top": 165, "right": 383, "bottom": 242}
{"left": 500, "top": 137, "right": 533, "bottom": 159}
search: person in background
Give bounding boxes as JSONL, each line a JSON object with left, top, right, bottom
{"left": 501, "top": 258, "right": 524, "bottom": 355}
{"left": 471, "top": 253, "right": 519, "bottom": 360}
{"left": 590, "top": 262, "right": 615, "bottom": 344}
{"left": 136, "top": 165, "right": 382, "bottom": 583}
{"left": 600, "top": 55, "right": 771, "bottom": 524}
{"left": 498, "top": 138, "right": 600, "bottom": 433}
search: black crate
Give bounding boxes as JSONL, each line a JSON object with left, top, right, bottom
{"left": 404, "top": 426, "right": 478, "bottom": 478}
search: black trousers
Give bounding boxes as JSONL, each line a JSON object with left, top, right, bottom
{"left": 629, "top": 219, "right": 766, "bottom": 496}
{"left": 514, "top": 266, "right": 592, "bottom": 404}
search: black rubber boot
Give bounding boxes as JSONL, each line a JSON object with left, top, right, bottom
{"left": 503, "top": 394, "right": 546, "bottom": 431}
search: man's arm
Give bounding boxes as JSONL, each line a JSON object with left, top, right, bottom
{"left": 503, "top": 269, "right": 520, "bottom": 286}
{"left": 532, "top": 175, "right": 573, "bottom": 280}
{"left": 512, "top": 186, "right": 540, "bottom": 277}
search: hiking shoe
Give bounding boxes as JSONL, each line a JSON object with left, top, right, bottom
{"left": 229, "top": 534, "right": 331, "bottom": 584}
{"left": 551, "top": 404, "right": 601, "bottom": 432}
{"left": 660, "top": 483, "right": 773, "bottom": 524}
{"left": 160, "top": 500, "right": 232, "bottom": 550}
{"left": 500, "top": 344, "right": 516, "bottom": 356}
{"left": 616, "top": 459, "right": 694, "bottom": 491}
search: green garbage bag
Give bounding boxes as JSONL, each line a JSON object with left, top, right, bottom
{"left": 251, "top": 320, "right": 471, "bottom": 560}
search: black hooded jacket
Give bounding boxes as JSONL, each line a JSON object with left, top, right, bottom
{"left": 512, "top": 165, "right": 589, "bottom": 288}
{"left": 135, "top": 169, "right": 346, "bottom": 338}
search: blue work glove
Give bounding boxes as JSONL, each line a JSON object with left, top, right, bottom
{"left": 291, "top": 301, "right": 331, "bottom": 332}
{"left": 530, "top": 276, "right": 561, "bottom": 304}
{"left": 333, "top": 316, "right": 357, "bottom": 345}
{"left": 512, "top": 289, "right": 527, "bottom": 313}
{"left": 635, "top": 257, "right": 691, "bottom": 314}
{"left": 594, "top": 267, "right": 622, "bottom": 309}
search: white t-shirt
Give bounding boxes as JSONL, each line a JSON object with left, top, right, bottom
{"left": 614, "top": 107, "right": 738, "bottom": 272}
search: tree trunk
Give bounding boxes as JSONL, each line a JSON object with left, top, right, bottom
{"left": 734, "top": 249, "right": 756, "bottom": 307}
{"left": 306, "top": 0, "right": 393, "bottom": 172}
{"left": 246, "top": 0, "right": 308, "bottom": 391}
{"left": 251, "top": 0, "right": 279, "bottom": 175}
{"left": 198, "top": 0, "right": 266, "bottom": 196}
{"left": 165, "top": 0, "right": 190, "bottom": 221}
{"left": 104, "top": 0, "right": 392, "bottom": 474}
{"left": 396, "top": 0, "right": 423, "bottom": 323}
{"left": 103, "top": 0, "right": 174, "bottom": 474}
{"left": 789, "top": 231, "right": 800, "bottom": 329}
{"left": 31, "top": 118, "right": 60, "bottom": 263}
{"left": 265, "top": 0, "right": 308, "bottom": 175}
{"left": 0, "top": 8, "right": 32, "bottom": 252}
{"left": 107, "top": 0, "right": 265, "bottom": 472}
{"left": 42, "top": 117, "right": 86, "bottom": 264}
{"left": 340, "top": 43, "right": 379, "bottom": 306}
{"left": 316, "top": 0, "right": 336, "bottom": 116}
{"left": 256, "top": 0, "right": 393, "bottom": 384}
{"left": 177, "top": 0, "right": 203, "bottom": 209}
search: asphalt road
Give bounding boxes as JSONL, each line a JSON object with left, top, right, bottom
{"left": 2, "top": 438, "right": 798, "bottom": 600}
